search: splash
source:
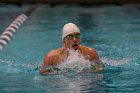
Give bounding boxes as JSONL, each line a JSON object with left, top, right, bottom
{"left": 0, "top": 60, "right": 39, "bottom": 73}
{"left": 55, "top": 49, "right": 96, "bottom": 74}
{"left": 101, "top": 57, "right": 130, "bottom": 66}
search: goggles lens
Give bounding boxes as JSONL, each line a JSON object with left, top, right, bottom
{"left": 66, "top": 34, "right": 80, "bottom": 40}
{"left": 75, "top": 34, "right": 80, "bottom": 38}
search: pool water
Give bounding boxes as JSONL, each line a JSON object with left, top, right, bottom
{"left": 0, "top": 4, "right": 140, "bottom": 93}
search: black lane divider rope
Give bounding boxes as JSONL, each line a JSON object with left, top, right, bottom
{"left": 0, "top": 5, "right": 38, "bottom": 51}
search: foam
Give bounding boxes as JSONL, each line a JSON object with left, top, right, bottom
{"left": 101, "top": 57, "right": 130, "bottom": 66}
{"left": 57, "top": 49, "right": 92, "bottom": 73}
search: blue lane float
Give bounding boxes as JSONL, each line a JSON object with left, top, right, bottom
{"left": 0, "top": 5, "right": 38, "bottom": 51}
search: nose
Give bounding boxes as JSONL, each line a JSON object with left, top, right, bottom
{"left": 72, "top": 36, "right": 77, "bottom": 41}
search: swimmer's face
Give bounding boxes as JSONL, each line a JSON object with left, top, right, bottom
{"left": 63, "top": 32, "right": 80, "bottom": 50}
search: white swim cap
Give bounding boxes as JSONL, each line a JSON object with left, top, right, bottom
{"left": 62, "top": 23, "right": 80, "bottom": 40}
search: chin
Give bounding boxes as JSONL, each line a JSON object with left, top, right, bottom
{"left": 72, "top": 46, "right": 79, "bottom": 50}
{"left": 73, "top": 48, "right": 77, "bottom": 50}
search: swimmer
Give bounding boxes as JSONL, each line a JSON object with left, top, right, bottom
{"left": 40, "top": 23, "right": 104, "bottom": 75}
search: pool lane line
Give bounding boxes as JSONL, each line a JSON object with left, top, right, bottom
{"left": 0, "top": 5, "right": 38, "bottom": 51}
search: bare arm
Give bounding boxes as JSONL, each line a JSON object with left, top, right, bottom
{"left": 89, "top": 48, "right": 105, "bottom": 72}
{"left": 39, "top": 55, "right": 52, "bottom": 75}
{"left": 39, "top": 51, "right": 63, "bottom": 75}
{"left": 90, "top": 61, "right": 105, "bottom": 73}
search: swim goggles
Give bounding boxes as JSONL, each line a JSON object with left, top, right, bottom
{"left": 66, "top": 33, "right": 80, "bottom": 40}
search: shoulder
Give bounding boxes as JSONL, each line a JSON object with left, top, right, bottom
{"left": 42, "top": 48, "right": 63, "bottom": 66}
{"left": 80, "top": 45, "right": 96, "bottom": 52}
{"left": 47, "top": 48, "right": 63, "bottom": 57}
{"left": 80, "top": 45, "right": 99, "bottom": 61}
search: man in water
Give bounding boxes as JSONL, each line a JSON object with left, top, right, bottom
{"left": 40, "top": 23, "right": 104, "bottom": 75}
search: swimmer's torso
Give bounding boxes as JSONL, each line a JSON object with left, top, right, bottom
{"left": 43, "top": 45, "right": 99, "bottom": 66}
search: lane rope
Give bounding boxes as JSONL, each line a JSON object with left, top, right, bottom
{"left": 0, "top": 5, "right": 38, "bottom": 51}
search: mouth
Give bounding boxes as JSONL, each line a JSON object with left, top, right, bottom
{"left": 72, "top": 43, "right": 78, "bottom": 50}
{"left": 72, "top": 43, "right": 78, "bottom": 46}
